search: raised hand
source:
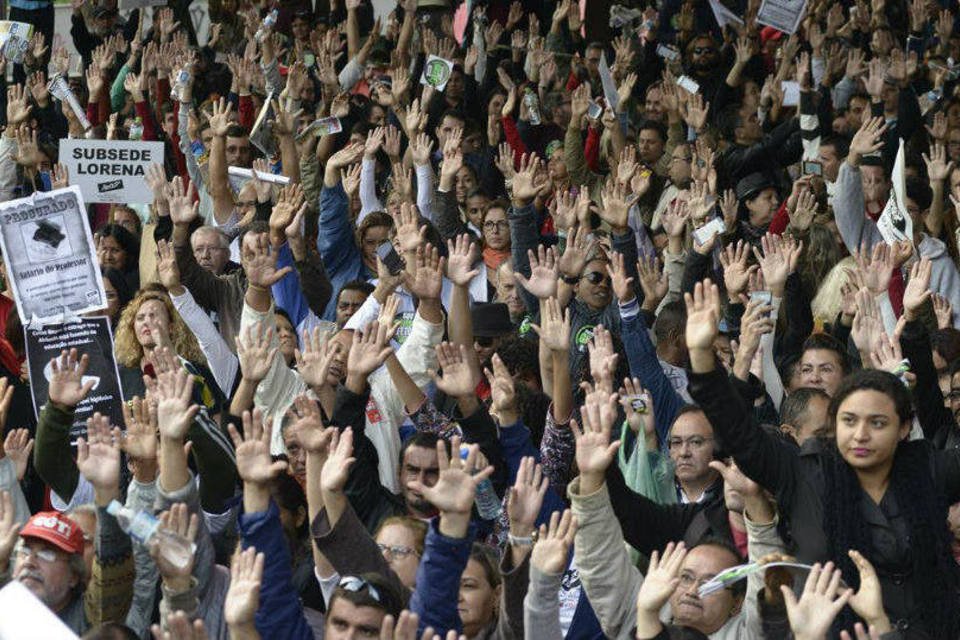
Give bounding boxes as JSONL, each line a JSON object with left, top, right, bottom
{"left": 598, "top": 178, "right": 640, "bottom": 233}
{"left": 854, "top": 242, "right": 894, "bottom": 297}
{"left": 932, "top": 294, "right": 954, "bottom": 330}
{"left": 553, "top": 189, "right": 589, "bottom": 231}
{"left": 0, "top": 491, "right": 20, "bottom": 571}
{"left": 2, "top": 429, "right": 33, "bottom": 482}
{"left": 902, "top": 256, "right": 932, "bottom": 321}
{"left": 637, "top": 254, "right": 668, "bottom": 311}
{"left": 636, "top": 542, "right": 688, "bottom": 618}
{"left": 587, "top": 325, "right": 618, "bottom": 390}
{"left": 781, "top": 562, "right": 852, "bottom": 640}
{"left": 850, "top": 287, "right": 884, "bottom": 358}
{"left": 228, "top": 409, "right": 288, "bottom": 485}
{"left": 289, "top": 394, "right": 335, "bottom": 457}
{"left": 484, "top": 354, "right": 517, "bottom": 422}
{"left": 620, "top": 377, "right": 655, "bottom": 441}
{"left": 346, "top": 320, "right": 397, "bottom": 381}
{"left": 320, "top": 427, "right": 357, "bottom": 495}
{"left": 244, "top": 233, "right": 293, "bottom": 288}
{"left": 531, "top": 297, "right": 571, "bottom": 353}
{"left": 236, "top": 321, "right": 278, "bottom": 384}
{"left": 154, "top": 365, "right": 199, "bottom": 441}
{"left": 120, "top": 395, "right": 158, "bottom": 462}
{"left": 153, "top": 503, "right": 199, "bottom": 583}
{"left": 394, "top": 202, "right": 427, "bottom": 254}
{"left": 6, "top": 84, "right": 32, "bottom": 126}
{"left": 446, "top": 234, "right": 480, "bottom": 287}
{"left": 225, "top": 547, "right": 264, "bottom": 630}
{"left": 408, "top": 436, "right": 493, "bottom": 517}
{"left": 660, "top": 198, "right": 690, "bottom": 240}
{"left": 530, "top": 509, "right": 577, "bottom": 575}
{"left": 48, "top": 349, "right": 96, "bottom": 409}
{"left": 295, "top": 327, "right": 339, "bottom": 389}
{"left": 847, "top": 550, "right": 892, "bottom": 633}
{"left": 402, "top": 244, "right": 445, "bottom": 301}
{"left": 557, "top": 225, "right": 597, "bottom": 280}
{"left": 573, "top": 386, "right": 620, "bottom": 487}
{"left": 848, "top": 117, "right": 887, "bottom": 166}
{"left": 605, "top": 250, "right": 635, "bottom": 303}
{"left": 431, "top": 342, "right": 479, "bottom": 398}
{"left": 512, "top": 153, "right": 544, "bottom": 205}
{"left": 204, "top": 96, "right": 233, "bottom": 137}
{"left": 719, "top": 240, "right": 757, "bottom": 298}
{"left": 77, "top": 413, "right": 121, "bottom": 504}
{"left": 753, "top": 233, "right": 800, "bottom": 297}
{"left": 166, "top": 176, "right": 199, "bottom": 226}
{"left": 684, "top": 280, "right": 721, "bottom": 352}
{"left": 507, "top": 457, "right": 549, "bottom": 538}
{"left": 515, "top": 245, "right": 558, "bottom": 300}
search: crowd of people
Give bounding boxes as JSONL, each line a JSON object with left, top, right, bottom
{"left": 0, "top": 0, "right": 958, "bottom": 637}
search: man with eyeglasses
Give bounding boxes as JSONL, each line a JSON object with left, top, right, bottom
{"left": 190, "top": 226, "right": 237, "bottom": 276}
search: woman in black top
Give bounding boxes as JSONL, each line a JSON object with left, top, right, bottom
{"left": 683, "top": 279, "right": 960, "bottom": 639}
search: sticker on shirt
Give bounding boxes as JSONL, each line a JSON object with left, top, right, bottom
{"left": 517, "top": 314, "right": 533, "bottom": 338}
{"left": 574, "top": 325, "right": 595, "bottom": 352}
{"left": 365, "top": 397, "right": 382, "bottom": 424}
{"left": 392, "top": 311, "right": 415, "bottom": 345}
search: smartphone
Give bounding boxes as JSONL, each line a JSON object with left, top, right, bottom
{"left": 802, "top": 160, "right": 822, "bottom": 176}
{"left": 656, "top": 43, "right": 680, "bottom": 62}
{"left": 750, "top": 290, "right": 773, "bottom": 317}
{"left": 677, "top": 75, "right": 700, "bottom": 94}
{"left": 693, "top": 218, "right": 725, "bottom": 246}
{"left": 906, "top": 35, "right": 924, "bottom": 57}
{"left": 587, "top": 100, "right": 603, "bottom": 119}
{"left": 376, "top": 241, "right": 405, "bottom": 275}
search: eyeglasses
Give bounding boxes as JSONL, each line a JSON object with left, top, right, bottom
{"left": 668, "top": 435, "right": 714, "bottom": 450}
{"left": 678, "top": 570, "right": 724, "bottom": 592}
{"left": 338, "top": 575, "right": 381, "bottom": 603}
{"left": 377, "top": 543, "right": 419, "bottom": 559}
{"left": 483, "top": 220, "right": 509, "bottom": 232}
{"left": 693, "top": 47, "right": 716, "bottom": 55}
{"left": 15, "top": 543, "right": 60, "bottom": 564}
{"left": 582, "top": 271, "right": 610, "bottom": 285}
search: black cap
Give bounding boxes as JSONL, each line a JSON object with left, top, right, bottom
{"left": 471, "top": 303, "right": 513, "bottom": 338}
{"left": 735, "top": 172, "right": 775, "bottom": 201}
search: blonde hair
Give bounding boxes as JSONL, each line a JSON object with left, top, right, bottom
{"left": 114, "top": 289, "right": 205, "bottom": 368}
{"left": 811, "top": 256, "right": 856, "bottom": 327}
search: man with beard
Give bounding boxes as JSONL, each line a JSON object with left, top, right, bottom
{"left": 495, "top": 262, "right": 531, "bottom": 330}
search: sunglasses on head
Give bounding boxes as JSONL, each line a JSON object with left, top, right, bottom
{"left": 582, "top": 271, "right": 610, "bottom": 285}
{"left": 338, "top": 576, "right": 381, "bottom": 603}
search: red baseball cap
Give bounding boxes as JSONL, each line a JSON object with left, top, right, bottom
{"left": 19, "top": 512, "right": 85, "bottom": 555}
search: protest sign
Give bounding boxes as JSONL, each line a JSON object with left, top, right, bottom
{"left": 0, "top": 186, "right": 106, "bottom": 324}
{"left": 25, "top": 317, "right": 124, "bottom": 442}
{"left": 708, "top": 0, "right": 744, "bottom": 29}
{"left": 0, "top": 581, "right": 78, "bottom": 639}
{"left": 420, "top": 55, "right": 454, "bottom": 91}
{"left": 118, "top": 0, "right": 165, "bottom": 9}
{"left": 0, "top": 21, "right": 33, "bottom": 64}
{"left": 60, "top": 139, "right": 164, "bottom": 204}
{"left": 47, "top": 74, "right": 91, "bottom": 131}
{"left": 756, "top": 0, "right": 807, "bottom": 34}
{"left": 249, "top": 93, "right": 276, "bottom": 158}
{"left": 877, "top": 139, "right": 912, "bottom": 245}
{"left": 599, "top": 52, "right": 620, "bottom": 113}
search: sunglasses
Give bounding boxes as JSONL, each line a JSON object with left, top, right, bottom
{"left": 693, "top": 47, "right": 716, "bottom": 55}
{"left": 582, "top": 271, "right": 610, "bottom": 285}
{"left": 339, "top": 575, "right": 381, "bottom": 603}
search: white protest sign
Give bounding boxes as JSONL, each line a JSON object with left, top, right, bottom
{"left": 780, "top": 80, "right": 800, "bottom": 106}
{"left": 877, "top": 139, "right": 912, "bottom": 245}
{"left": 0, "top": 581, "right": 78, "bottom": 639}
{"left": 0, "top": 21, "right": 33, "bottom": 64}
{"left": 118, "top": 0, "right": 165, "bottom": 9}
{"left": 60, "top": 138, "right": 164, "bottom": 204}
{"left": 0, "top": 186, "right": 106, "bottom": 324}
{"left": 756, "top": 0, "right": 807, "bottom": 34}
{"left": 599, "top": 52, "right": 620, "bottom": 113}
{"left": 420, "top": 55, "right": 454, "bottom": 91}
{"left": 708, "top": 0, "right": 744, "bottom": 29}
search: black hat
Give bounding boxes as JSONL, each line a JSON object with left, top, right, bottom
{"left": 735, "top": 172, "right": 775, "bottom": 201}
{"left": 92, "top": 5, "right": 117, "bottom": 19}
{"left": 471, "top": 303, "right": 513, "bottom": 338}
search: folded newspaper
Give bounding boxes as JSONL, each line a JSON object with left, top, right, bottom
{"left": 698, "top": 561, "right": 813, "bottom": 597}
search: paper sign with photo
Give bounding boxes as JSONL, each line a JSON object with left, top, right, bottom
{"left": 0, "top": 21, "right": 33, "bottom": 64}
{"left": 877, "top": 139, "right": 912, "bottom": 245}
{"left": 420, "top": 55, "right": 455, "bottom": 91}
{"left": 0, "top": 186, "right": 106, "bottom": 324}
{"left": 756, "top": 0, "right": 807, "bottom": 34}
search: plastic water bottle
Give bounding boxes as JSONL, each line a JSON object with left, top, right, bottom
{"left": 128, "top": 117, "right": 143, "bottom": 141}
{"left": 460, "top": 445, "right": 502, "bottom": 520}
{"left": 523, "top": 88, "right": 542, "bottom": 125}
{"left": 107, "top": 501, "right": 196, "bottom": 570}
{"left": 255, "top": 9, "right": 279, "bottom": 43}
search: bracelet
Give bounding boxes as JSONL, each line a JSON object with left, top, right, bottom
{"left": 508, "top": 532, "right": 536, "bottom": 547}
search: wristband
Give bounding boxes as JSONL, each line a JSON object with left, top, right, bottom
{"left": 508, "top": 532, "right": 535, "bottom": 547}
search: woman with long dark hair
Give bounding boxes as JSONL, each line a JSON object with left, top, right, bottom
{"left": 683, "top": 279, "right": 960, "bottom": 638}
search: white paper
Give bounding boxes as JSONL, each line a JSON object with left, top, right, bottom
{"left": 228, "top": 166, "right": 291, "bottom": 185}
{"left": 756, "top": 0, "right": 807, "bottom": 34}
{"left": 0, "top": 581, "right": 78, "bottom": 639}
{"left": 249, "top": 92, "right": 276, "bottom": 158}
{"left": 0, "top": 186, "right": 106, "bottom": 325}
{"left": 420, "top": 55, "right": 454, "bottom": 92}
{"left": 877, "top": 139, "right": 912, "bottom": 246}
{"left": 48, "top": 74, "right": 91, "bottom": 131}
{"left": 0, "top": 21, "right": 33, "bottom": 64}
{"left": 59, "top": 139, "right": 164, "bottom": 204}
{"left": 677, "top": 75, "right": 700, "bottom": 94}
{"left": 118, "top": 0, "right": 165, "bottom": 9}
{"left": 693, "top": 217, "right": 725, "bottom": 245}
{"left": 599, "top": 52, "right": 620, "bottom": 113}
{"left": 780, "top": 81, "right": 800, "bottom": 106}
{"left": 708, "top": 0, "right": 745, "bottom": 29}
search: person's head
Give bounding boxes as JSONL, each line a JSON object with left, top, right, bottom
{"left": 374, "top": 517, "right": 426, "bottom": 589}
{"left": 686, "top": 34, "right": 720, "bottom": 73}
{"left": 830, "top": 369, "right": 913, "bottom": 474}
{"left": 719, "top": 103, "right": 762, "bottom": 147}
{"left": 543, "top": 92, "right": 572, "bottom": 129}
{"left": 668, "top": 407, "right": 719, "bottom": 494}
{"left": 459, "top": 544, "right": 502, "bottom": 637}
{"left": 546, "top": 141, "right": 568, "bottom": 183}
{"left": 291, "top": 10, "right": 312, "bottom": 40}
{"left": 281, "top": 413, "right": 306, "bottom": 485}
{"left": 100, "top": 267, "right": 134, "bottom": 324}
{"left": 275, "top": 308, "right": 297, "bottom": 366}
{"left": 637, "top": 121, "right": 667, "bottom": 165}
{"left": 336, "top": 281, "right": 375, "bottom": 329}
{"left": 644, "top": 82, "right": 665, "bottom": 122}
{"left": 114, "top": 290, "right": 204, "bottom": 367}
{"left": 870, "top": 26, "right": 895, "bottom": 58}
{"left": 90, "top": 5, "right": 117, "bottom": 37}
{"left": 399, "top": 433, "right": 444, "bottom": 515}
{"left": 947, "top": 360, "right": 960, "bottom": 425}
{"left": 735, "top": 173, "right": 778, "bottom": 228}
{"left": 905, "top": 176, "right": 933, "bottom": 232}
{"left": 669, "top": 540, "right": 745, "bottom": 634}
{"left": 652, "top": 300, "right": 688, "bottom": 366}
{"left": 584, "top": 43, "right": 603, "bottom": 76}
{"left": 97, "top": 224, "right": 139, "bottom": 272}
{"left": 799, "top": 334, "right": 849, "bottom": 397}
{"left": 780, "top": 387, "right": 831, "bottom": 445}
{"left": 325, "top": 574, "right": 403, "bottom": 640}
{"left": 472, "top": 303, "right": 513, "bottom": 365}
{"left": 269, "top": 473, "right": 308, "bottom": 548}
{"left": 108, "top": 206, "right": 141, "bottom": 238}
{"left": 481, "top": 199, "right": 510, "bottom": 251}
{"left": 844, "top": 95, "right": 871, "bottom": 133}
{"left": 14, "top": 511, "right": 87, "bottom": 612}
{"left": 225, "top": 124, "right": 252, "bottom": 167}
{"left": 668, "top": 143, "right": 693, "bottom": 187}
{"left": 436, "top": 110, "right": 466, "bottom": 150}
{"left": 577, "top": 256, "right": 612, "bottom": 310}
{"left": 190, "top": 226, "right": 232, "bottom": 274}
{"left": 356, "top": 212, "right": 394, "bottom": 270}
{"left": 932, "top": 329, "right": 960, "bottom": 397}
{"left": 495, "top": 261, "right": 526, "bottom": 321}
{"left": 859, "top": 158, "right": 890, "bottom": 204}
{"left": 455, "top": 164, "right": 479, "bottom": 204}
{"left": 818, "top": 136, "right": 849, "bottom": 182}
